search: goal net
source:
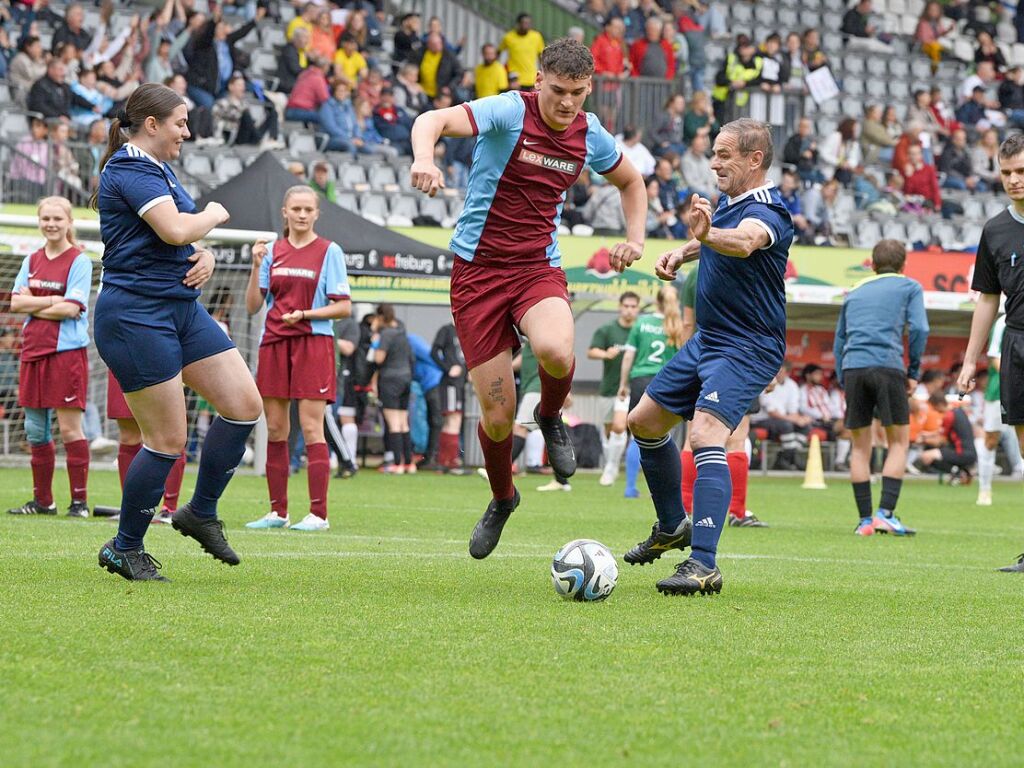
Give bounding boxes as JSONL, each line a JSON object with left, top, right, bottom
{"left": 0, "top": 246, "right": 261, "bottom": 459}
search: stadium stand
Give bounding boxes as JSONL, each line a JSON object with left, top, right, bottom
{"left": 0, "top": 0, "right": 1021, "bottom": 248}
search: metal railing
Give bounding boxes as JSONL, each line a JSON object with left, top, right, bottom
{"left": 0, "top": 138, "right": 92, "bottom": 208}
{"left": 587, "top": 75, "right": 680, "bottom": 136}
{"left": 586, "top": 74, "right": 808, "bottom": 150}
{"left": 722, "top": 89, "right": 807, "bottom": 155}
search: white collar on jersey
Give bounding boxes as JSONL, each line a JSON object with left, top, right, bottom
{"left": 1007, "top": 204, "right": 1024, "bottom": 225}
{"left": 726, "top": 181, "right": 775, "bottom": 207}
{"left": 125, "top": 142, "right": 162, "bottom": 167}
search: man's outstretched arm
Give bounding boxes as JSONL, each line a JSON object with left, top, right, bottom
{"left": 410, "top": 106, "right": 476, "bottom": 196}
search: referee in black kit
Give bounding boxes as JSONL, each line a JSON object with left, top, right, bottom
{"left": 956, "top": 133, "right": 1024, "bottom": 573}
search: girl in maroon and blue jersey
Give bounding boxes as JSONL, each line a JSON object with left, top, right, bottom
{"left": 7, "top": 197, "right": 92, "bottom": 519}
{"left": 245, "top": 186, "right": 351, "bottom": 532}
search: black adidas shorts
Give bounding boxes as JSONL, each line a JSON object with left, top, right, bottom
{"left": 1002, "top": 327, "right": 1024, "bottom": 425}
{"left": 843, "top": 367, "right": 909, "bottom": 429}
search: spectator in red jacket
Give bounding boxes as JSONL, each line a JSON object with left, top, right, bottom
{"left": 285, "top": 56, "right": 330, "bottom": 125}
{"left": 902, "top": 143, "right": 941, "bottom": 210}
{"left": 592, "top": 17, "right": 627, "bottom": 77}
{"left": 629, "top": 17, "right": 675, "bottom": 79}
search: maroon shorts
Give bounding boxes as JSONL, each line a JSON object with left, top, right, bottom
{"left": 19, "top": 348, "right": 88, "bottom": 410}
{"left": 106, "top": 370, "right": 133, "bottom": 420}
{"left": 257, "top": 334, "right": 336, "bottom": 402}
{"left": 450, "top": 257, "right": 570, "bottom": 370}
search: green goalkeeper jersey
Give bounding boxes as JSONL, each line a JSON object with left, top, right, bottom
{"left": 625, "top": 313, "right": 678, "bottom": 379}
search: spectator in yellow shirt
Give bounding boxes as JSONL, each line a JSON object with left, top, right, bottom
{"left": 334, "top": 33, "right": 368, "bottom": 85}
{"left": 498, "top": 13, "right": 545, "bottom": 87}
{"left": 287, "top": 2, "right": 318, "bottom": 42}
{"left": 417, "top": 32, "right": 462, "bottom": 99}
{"left": 474, "top": 43, "right": 508, "bottom": 98}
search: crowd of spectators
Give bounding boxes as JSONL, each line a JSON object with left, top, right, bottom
{"left": 0, "top": 0, "right": 559, "bottom": 197}
{"left": 569, "top": 0, "right": 1024, "bottom": 244}
{"left": 1, "top": 0, "right": 1023, "bottom": 240}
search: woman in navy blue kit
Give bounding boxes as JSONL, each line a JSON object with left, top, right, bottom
{"left": 93, "top": 83, "right": 262, "bottom": 581}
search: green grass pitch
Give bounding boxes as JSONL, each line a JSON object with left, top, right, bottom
{"left": 2, "top": 466, "right": 1023, "bottom": 767}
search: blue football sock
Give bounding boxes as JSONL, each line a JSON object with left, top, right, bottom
{"left": 115, "top": 446, "right": 178, "bottom": 551}
{"left": 635, "top": 434, "right": 685, "bottom": 532}
{"left": 189, "top": 416, "right": 257, "bottom": 518}
{"left": 624, "top": 439, "right": 641, "bottom": 496}
{"left": 690, "top": 446, "right": 731, "bottom": 569}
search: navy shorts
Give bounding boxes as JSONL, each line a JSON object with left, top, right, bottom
{"left": 645, "top": 331, "right": 780, "bottom": 432}
{"left": 94, "top": 285, "right": 235, "bottom": 392}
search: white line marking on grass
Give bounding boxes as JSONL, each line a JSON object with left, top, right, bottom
{"left": 720, "top": 553, "right": 985, "bottom": 571}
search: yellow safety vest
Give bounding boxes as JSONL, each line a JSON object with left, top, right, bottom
{"left": 712, "top": 53, "right": 764, "bottom": 107}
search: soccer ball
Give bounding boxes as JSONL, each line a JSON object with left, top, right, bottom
{"left": 551, "top": 539, "right": 618, "bottom": 602}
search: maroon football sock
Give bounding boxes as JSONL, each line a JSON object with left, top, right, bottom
{"left": 162, "top": 454, "right": 186, "bottom": 511}
{"left": 538, "top": 359, "right": 575, "bottom": 418}
{"left": 64, "top": 439, "right": 90, "bottom": 503}
{"left": 477, "top": 423, "right": 515, "bottom": 502}
{"left": 266, "top": 440, "right": 290, "bottom": 516}
{"left": 306, "top": 442, "right": 330, "bottom": 519}
{"left": 117, "top": 442, "right": 142, "bottom": 490}
{"left": 31, "top": 441, "right": 56, "bottom": 507}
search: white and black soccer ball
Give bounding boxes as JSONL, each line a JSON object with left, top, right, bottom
{"left": 551, "top": 539, "right": 618, "bottom": 602}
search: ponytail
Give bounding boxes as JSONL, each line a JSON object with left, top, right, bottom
{"left": 90, "top": 117, "right": 129, "bottom": 210}
{"left": 658, "top": 285, "right": 685, "bottom": 349}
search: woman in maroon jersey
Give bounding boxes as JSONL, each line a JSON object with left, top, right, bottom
{"left": 245, "top": 186, "right": 352, "bottom": 531}
{"left": 7, "top": 197, "right": 93, "bottom": 518}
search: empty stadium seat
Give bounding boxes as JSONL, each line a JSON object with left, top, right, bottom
{"left": 250, "top": 50, "right": 279, "bottom": 80}
{"left": 844, "top": 55, "right": 865, "bottom": 75}
{"left": 882, "top": 220, "right": 907, "bottom": 242}
{"left": 359, "top": 192, "right": 389, "bottom": 225}
{"left": 0, "top": 112, "right": 29, "bottom": 140}
{"left": 368, "top": 164, "right": 399, "bottom": 190}
{"left": 217, "top": 156, "right": 244, "bottom": 183}
{"left": 287, "top": 132, "right": 319, "bottom": 154}
{"left": 387, "top": 195, "right": 419, "bottom": 226}
{"left": 959, "top": 223, "right": 983, "bottom": 246}
{"left": 906, "top": 220, "right": 932, "bottom": 246}
{"left": 336, "top": 190, "right": 359, "bottom": 212}
{"left": 447, "top": 196, "right": 465, "bottom": 219}
{"left": 985, "top": 197, "right": 1007, "bottom": 218}
{"left": 889, "top": 58, "right": 909, "bottom": 78}
{"left": 338, "top": 164, "right": 369, "bottom": 188}
{"left": 183, "top": 153, "right": 213, "bottom": 177}
{"left": 418, "top": 196, "right": 448, "bottom": 224}
{"left": 799, "top": 9, "right": 820, "bottom": 27}
{"left": 854, "top": 220, "right": 882, "bottom": 249}
{"left": 962, "top": 197, "right": 985, "bottom": 221}
{"left": 261, "top": 26, "right": 286, "bottom": 48}
{"left": 730, "top": 3, "right": 753, "bottom": 25}
{"left": 778, "top": 8, "right": 798, "bottom": 29}
{"left": 750, "top": 5, "right": 773, "bottom": 26}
